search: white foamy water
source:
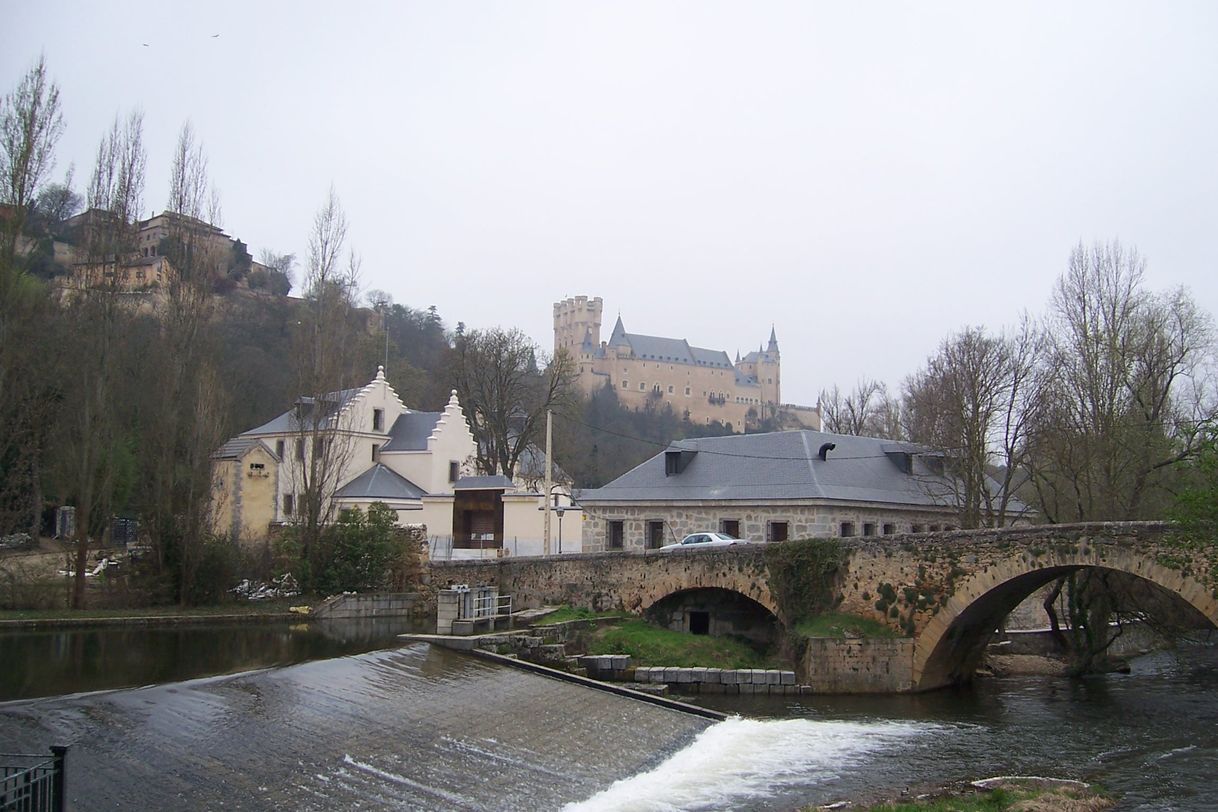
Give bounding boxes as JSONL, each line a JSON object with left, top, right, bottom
{"left": 564, "top": 716, "right": 933, "bottom": 812}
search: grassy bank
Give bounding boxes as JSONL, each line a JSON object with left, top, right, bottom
{"left": 794, "top": 612, "right": 900, "bottom": 639}
{"left": 585, "top": 618, "right": 780, "bottom": 669}
{"left": 532, "top": 606, "right": 627, "bottom": 625}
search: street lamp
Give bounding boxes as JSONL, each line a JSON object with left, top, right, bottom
{"left": 555, "top": 506, "right": 565, "bottom": 554}
{"left": 539, "top": 487, "right": 575, "bottom": 555}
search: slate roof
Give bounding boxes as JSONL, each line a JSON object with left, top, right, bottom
{"left": 578, "top": 429, "right": 1012, "bottom": 510}
{"left": 380, "top": 411, "right": 442, "bottom": 452}
{"left": 211, "top": 437, "right": 276, "bottom": 461}
{"left": 601, "top": 316, "right": 735, "bottom": 369}
{"left": 335, "top": 464, "right": 426, "bottom": 502}
{"left": 242, "top": 388, "right": 362, "bottom": 435}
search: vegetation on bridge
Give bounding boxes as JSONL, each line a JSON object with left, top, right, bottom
{"left": 585, "top": 618, "right": 780, "bottom": 669}
{"left": 763, "top": 537, "right": 845, "bottom": 623}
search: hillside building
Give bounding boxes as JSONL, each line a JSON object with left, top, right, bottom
{"left": 555, "top": 295, "right": 789, "bottom": 430}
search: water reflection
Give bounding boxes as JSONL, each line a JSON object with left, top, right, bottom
{"left": 0, "top": 616, "right": 430, "bottom": 701}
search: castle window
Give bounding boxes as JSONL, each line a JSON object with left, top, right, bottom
{"left": 668, "top": 385, "right": 674, "bottom": 394}
{"left": 622, "top": 380, "right": 629, "bottom": 389}
{"left": 639, "top": 382, "right": 646, "bottom": 391}
{"left": 684, "top": 387, "right": 691, "bottom": 396}
{"left": 373, "top": 408, "right": 384, "bottom": 431}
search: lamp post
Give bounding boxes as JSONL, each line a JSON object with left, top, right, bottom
{"left": 555, "top": 506, "right": 565, "bottom": 554}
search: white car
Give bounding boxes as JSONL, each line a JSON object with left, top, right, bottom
{"left": 659, "top": 532, "right": 740, "bottom": 551}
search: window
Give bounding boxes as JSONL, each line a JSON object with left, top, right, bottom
{"left": 371, "top": 443, "right": 380, "bottom": 462}
{"left": 639, "top": 382, "right": 646, "bottom": 391}
{"left": 684, "top": 386, "right": 691, "bottom": 396}
{"left": 863, "top": 522, "right": 876, "bottom": 537}
{"left": 373, "top": 408, "right": 384, "bottom": 432}
{"left": 767, "top": 521, "right": 789, "bottom": 542}
{"left": 911, "top": 524, "right": 925, "bottom": 533}
{"left": 295, "top": 439, "right": 304, "bottom": 461}
{"left": 929, "top": 524, "right": 941, "bottom": 532}
{"left": 449, "top": 461, "right": 460, "bottom": 483}
{"left": 840, "top": 522, "right": 856, "bottom": 537}
{"left": 283, "top": 493, "right": 295, "bottom": 516}
{"left": 313, "top": 437, "right": 327, "bottom": 458}
{"left": 882, "top": 523, "right": 896, "bottom": 535}
{"left": 668, "top": 385, "right": 674, "bottom": 394}
{"left": 646, "top": 521, "right": 665, "bottom": 549}
{"left": 622, "top": 380, "right": 629, "bottom": 389}
{"left": 720, "top": 519, "right": 741, "bottom": 538}
{"left": 276, "top": 440, "right": 285, "bottom": 460}
{"left": 608, "top": 520, "right": 624, "bottom": 550}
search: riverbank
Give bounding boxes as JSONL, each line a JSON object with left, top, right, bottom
{"left": 816, "top": 776, "right": 1113, "bottom": 811}
{"left": 0, "top": 598, "right": 315, "bottom": 628}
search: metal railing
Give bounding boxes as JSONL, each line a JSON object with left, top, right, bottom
{"left": 1, "top": 746, "right": 67, "bottom": 812}
{"left": 470, "top": 591, "right": 512, "bottom": 619}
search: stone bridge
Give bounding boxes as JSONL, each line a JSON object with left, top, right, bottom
{"left": 429, "top": 522, "right": 1218, "bottom": 691}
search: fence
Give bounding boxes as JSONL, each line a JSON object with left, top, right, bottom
{"left": 428, "top": 535, "right": 579, "bottom": 561}
{"left": 1, "top": 746, "right": 67, "bottom": 812}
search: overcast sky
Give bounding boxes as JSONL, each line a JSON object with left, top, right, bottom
{"left": 5, "top": 2, "right": 1217, "bottom": 407}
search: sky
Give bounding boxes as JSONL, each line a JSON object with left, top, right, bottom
{"left": 5, "top": 1, "right": 1217, "bottom": 407}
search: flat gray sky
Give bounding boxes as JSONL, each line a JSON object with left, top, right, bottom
{"left": 5, "top": 1, "right": 1217, "bottom": 407}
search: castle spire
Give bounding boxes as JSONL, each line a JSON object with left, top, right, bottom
{"left": 767, "top": 325, "right": 779, "bottom": 353}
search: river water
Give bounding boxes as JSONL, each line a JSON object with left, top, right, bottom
{"left": 1, "top": 633, "right": 1216, "bottom": 810}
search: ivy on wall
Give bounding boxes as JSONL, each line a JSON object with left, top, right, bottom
{"left": 764, "top": 538, "right": 845, "bottom": 621}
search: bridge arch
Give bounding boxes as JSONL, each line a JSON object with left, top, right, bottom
{"left": 627, "top": 562, "right": 781, "bottom": 621}
{"left": 914, "top": 547, "right": 1218, "bottom": 691}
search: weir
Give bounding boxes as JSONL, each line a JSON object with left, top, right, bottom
{"left": 0, "top": 643, "right": 711, "bottom": 810}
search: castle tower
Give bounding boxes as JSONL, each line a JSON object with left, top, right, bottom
{"left": 759, "top": 326, "right": 781, "bottom": 407}
{"left": 553, "top": 296, "right": 603, "bottom": 358}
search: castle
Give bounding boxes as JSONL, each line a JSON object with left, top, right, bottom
{"left": 554, "top": 295, "right": 786, "bottom": 430}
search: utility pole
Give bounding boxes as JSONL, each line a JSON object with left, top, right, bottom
{"left": 543, "top": 409, "right": 553, "bottom": 556}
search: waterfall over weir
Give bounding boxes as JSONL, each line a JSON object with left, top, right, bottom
{"left": 0, "top": 644, "right": 712, "bottom": 810}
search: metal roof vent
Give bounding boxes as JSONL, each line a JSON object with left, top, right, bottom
{"left": 818, "top": 442, "right": 836, "bottom": 461}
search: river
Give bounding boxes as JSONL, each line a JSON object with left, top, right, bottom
{"left": 1, "top": 630, "right": 1216, "bottom": 810}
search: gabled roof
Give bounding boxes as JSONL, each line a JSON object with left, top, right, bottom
{"left": 578, "top": 429, "right": 1018, "bottom": 511}
{"left": 603, "top": 316, "right": 735, "bottom": 369}
{"left": 335, "top": 464, "right": 426, "bottom": 502}
{"left": 380, "top": 411, "right": 442, "bottom": 452}
{"left": 241, "top": 388, "right": 362, "bottom": 435}
{"left": 211, "top": 437, "right": 277, "bottom": 461}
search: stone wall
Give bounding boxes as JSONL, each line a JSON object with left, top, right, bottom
{"left": 311, "top": 592, "right": 425, "bottom": 619}
{"left": 580, "top": 503, "right": 957, "bottom": 553}
{"left": 802, "top": 638, "right": 915, "bottom": 693}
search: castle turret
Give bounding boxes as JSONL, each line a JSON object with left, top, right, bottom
{"left": 554, "top": 296, "right": 603, "bottom": 358}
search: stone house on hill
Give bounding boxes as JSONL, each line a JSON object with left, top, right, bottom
{"left": 576, "top": 430, "right": 1025, "bottom": 551}
{"left": 210, "top": 367, "right": 582, "bottom": 557}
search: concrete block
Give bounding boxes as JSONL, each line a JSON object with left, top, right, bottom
{"left": 634, "top": 667, "right": 652, "bottom": 683}
{"left": 663, "top": 667, "right": 678, "bottom": 683}
{"left": 738, "top": 683, "right": 756, "bottom": 694}
{"left": 703, "top": 668, "right": 722, "bottom": 684}
{"left": 451, "top": 620, "right": 475, "bottom": 635}
{"left": 766, "top": 670, "right": 782, "bottom": 685}
{"left": 781, "top": 671, "right": 796, "bottom": 685}
{"left": 723, "top": 684, "right": 739, "bottom": 695}
{"left": 610, "top": 655, "right": 630, "bottom": 670}
{"left": 691, "top": 667, "right": 707, "bottom": 683}
{"left": 721, "top": 670, "right": 738, "bottom": 685}
{"left": 676, "top": 668, "right": 693, "bottom": 683}
{"left": 649, "top": 668, "right": 666, "bottom": 684}
{"left": 702, "top": 682, "right": 724, "bottom": 694}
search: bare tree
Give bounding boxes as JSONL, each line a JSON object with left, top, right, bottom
{"left": 449, "top": 328, "right": 576, "bottom": 478}
{"left": 818, "top": 378, "right": 900, "bottom": 438}
{"left": 286, "top": 187, "right": 365, "bottom": 564}
{"left": 1027, "top": 241, "right": 1216, "bottom": 522}
{"left": 137, "top": 121, "right": 229, "bottom": 603}
{"left": 903, "top": 322, "right": 1043, "bottom": 528}
{"left": 52, "top": 111, "right": 147, "bottom": 607}
{"left": 0, "top": 55, "right": 64, "bottom": 277}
